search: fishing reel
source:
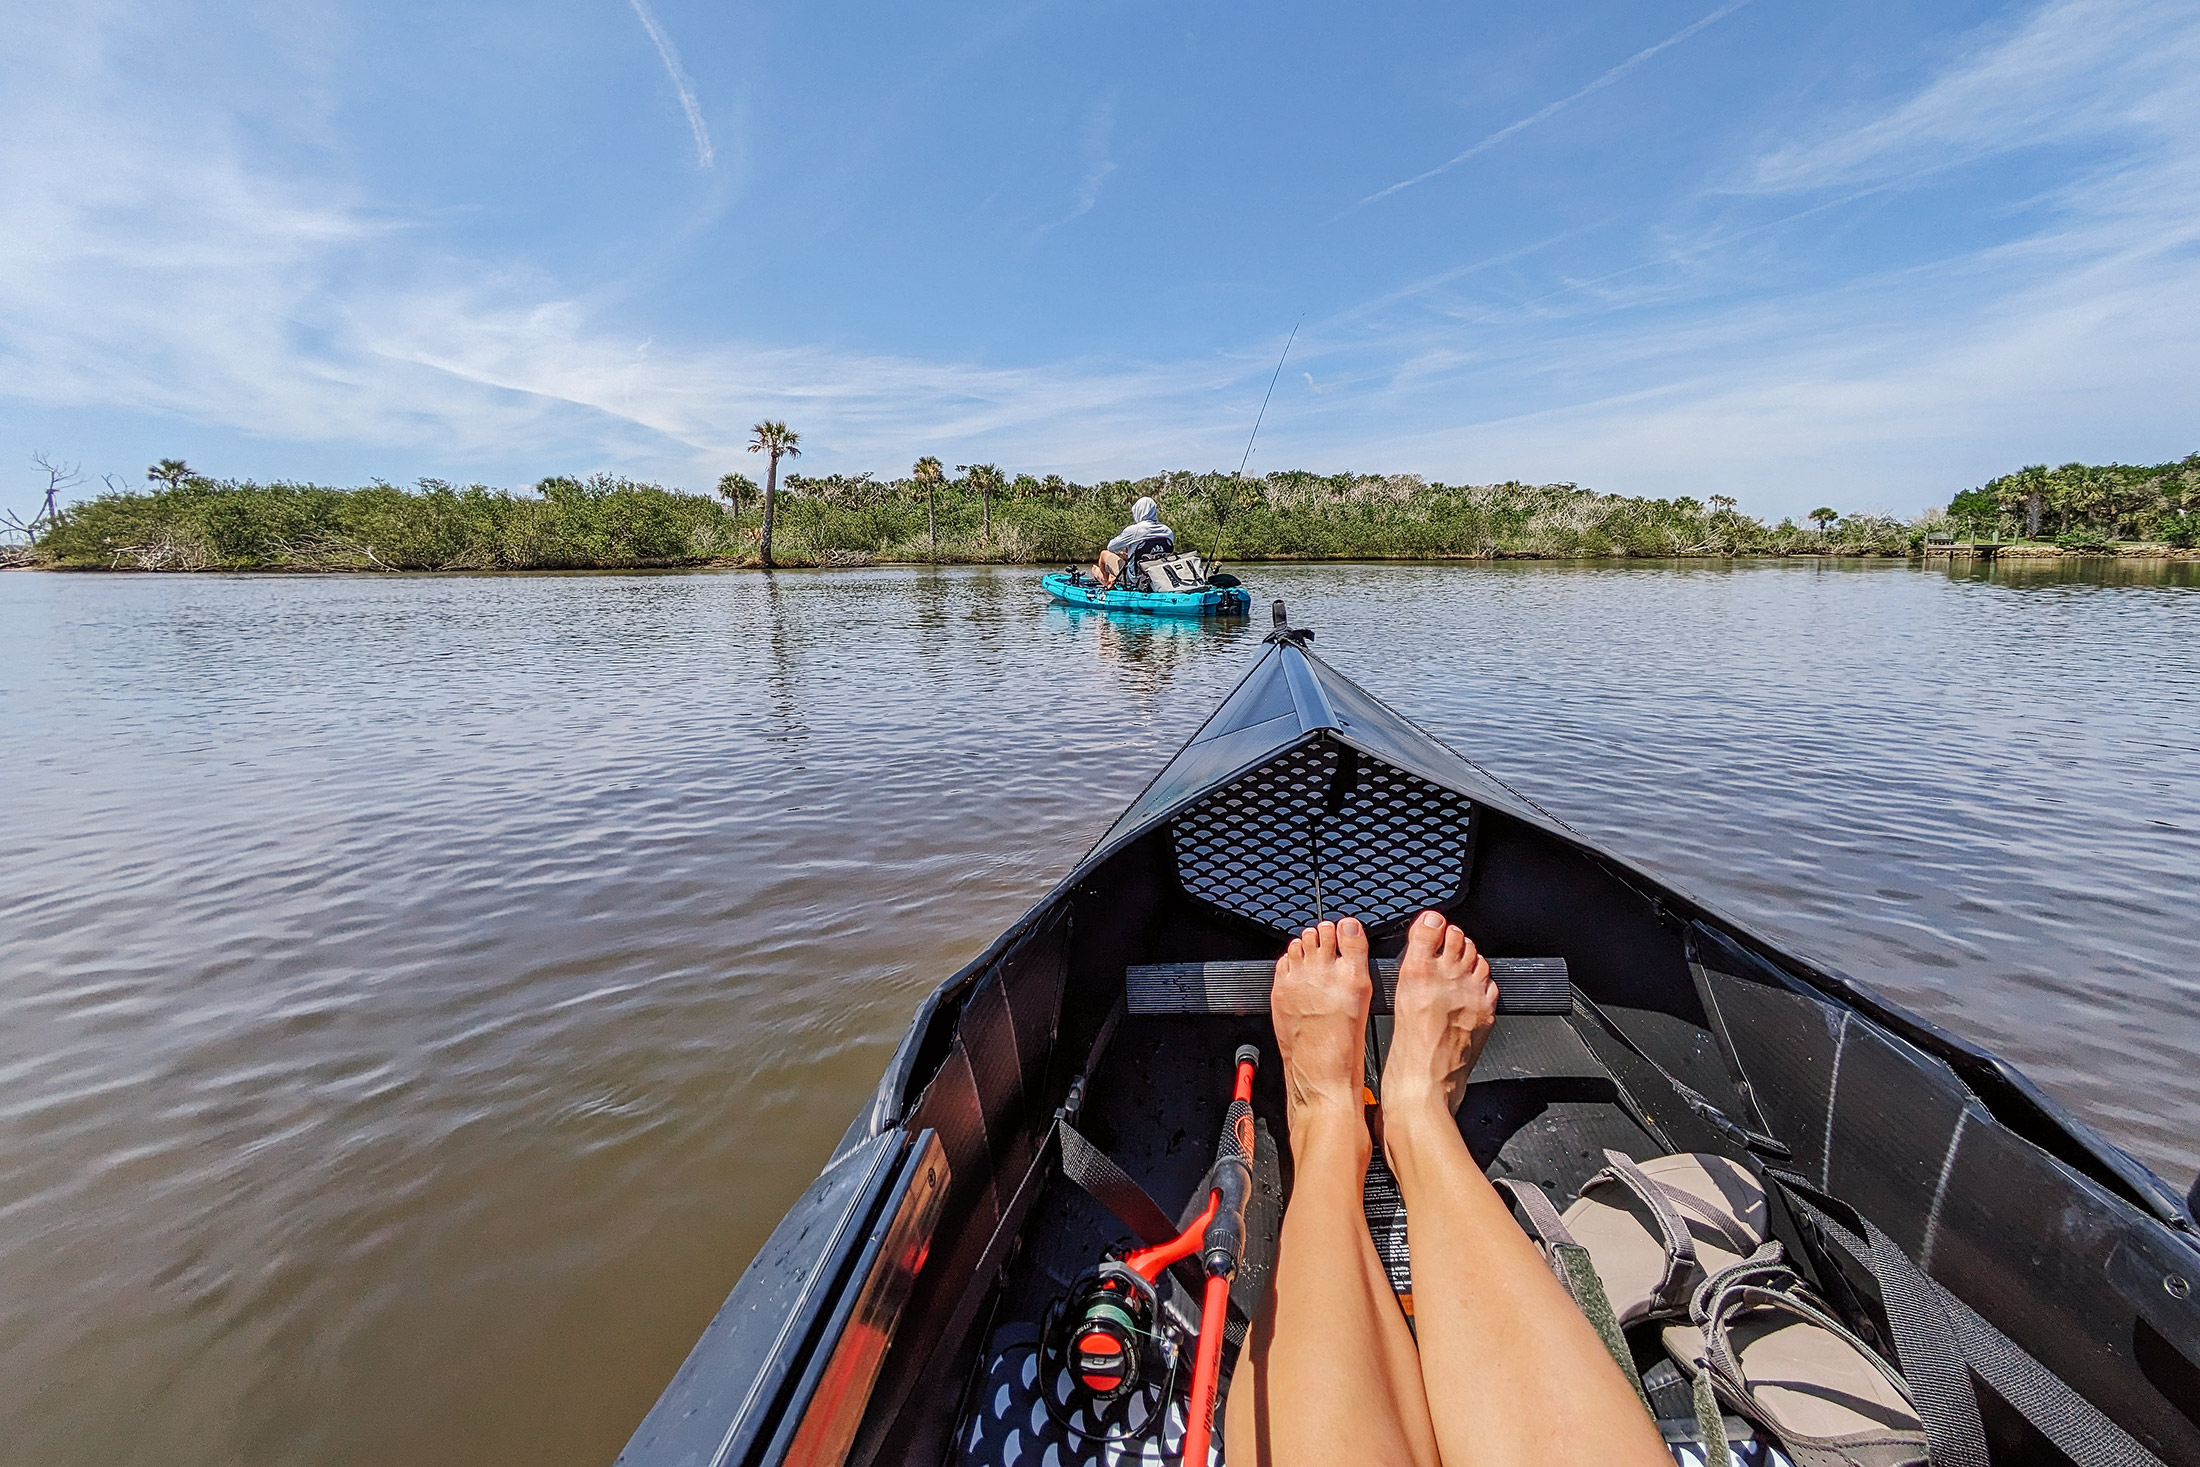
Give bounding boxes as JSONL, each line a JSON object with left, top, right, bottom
{"left": 1041, "top": 1258, "right": 1178, "bottom": 1403}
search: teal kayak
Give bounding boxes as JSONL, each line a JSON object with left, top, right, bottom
{"left": 1040, "top": 570, "right": 1251, "bottom": 617}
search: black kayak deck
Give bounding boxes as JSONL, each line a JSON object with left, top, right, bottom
{"left": 948, "top": 988, "right": 1685, "bottom": 1459}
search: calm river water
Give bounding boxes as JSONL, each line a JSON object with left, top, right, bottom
{"left": 3, "top": 560, "right": 2195, "bottom": 1466}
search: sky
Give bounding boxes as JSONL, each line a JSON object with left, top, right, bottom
{"left": 2, "top": 0, "right": 2196, "bottom": 524}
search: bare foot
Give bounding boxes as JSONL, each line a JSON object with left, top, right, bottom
{"left": 1269, "top": 918, "right": 1374, "bottom": 1149}
{"left": 1381, "top": 910, "right": 1497, "bottom": 1126}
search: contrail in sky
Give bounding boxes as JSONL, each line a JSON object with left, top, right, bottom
{"left": 627, "top": 0, "right": 714, "bottom": 169}
{"left": 1346, "top": 0, "right": 1755, "bottom": 213}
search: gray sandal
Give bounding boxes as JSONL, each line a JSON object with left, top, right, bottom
{"left": 1507, "top": 1150, "right": 1768, "bottom": 1322}
{"left": 1501, "top": 1150, "right": 1769, "bottom": 1411}
{"left": 1663, "top": 1247, "right": 1929, "bottom": 1467}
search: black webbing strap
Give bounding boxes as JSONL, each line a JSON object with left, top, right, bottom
{"left": 1056, "top": 1119, "right": 1179, "bottom": 1249}
{"left": 1768, "top": 1172, "right": 1984, "bottom": 1467}
{"left": 1769, "top": 1172, "right": 2168, "bottom": 1467}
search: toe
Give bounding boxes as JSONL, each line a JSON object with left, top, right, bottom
{"left": 1443, "top": 923, "right": 1469, "bottom": 964}
{"left": 1338, "top": 916, "right": 1369, "bottom": 958}
{"left": 1316, "top": 919, "right": 1338, "bottom": 956}
{"left": 1404, "top": 909, "right": 1445, "bottom": 962}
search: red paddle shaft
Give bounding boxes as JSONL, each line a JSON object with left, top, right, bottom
{"left": 1178, "top": 1046, "right": 1260, "bottom": 1467}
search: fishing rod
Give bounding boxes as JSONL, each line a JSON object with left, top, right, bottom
{"left": 1047, "top": 1046, "right": 1259, "bottom": 1466}
{"left": 1216, "top": 320, "right": 1301, "bottom": 564}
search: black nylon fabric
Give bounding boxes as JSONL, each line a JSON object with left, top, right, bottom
{"left": 1055, "top": 1120, "right": 1178, "bottom": 1249}
{"left": 1769, "top": 1173, "right": 2167, "bottom": 1467}
{"left": 1942, "top": 1309, "right": 2165, "bottom": 1467}
{"left": 1769, "top": 1173, "right": 1984, "bottom": 1467}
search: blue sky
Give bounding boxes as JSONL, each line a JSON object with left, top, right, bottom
{"left": 3, "top": 0, "right": 2196, "bottom": 523}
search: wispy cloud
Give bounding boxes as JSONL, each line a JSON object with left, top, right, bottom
{"left": 626, "top": 0, "right": 714, "bottom": 170}
{"left": 1040, "top": 90, "right": 1119, "bottom": 234}
{"left": 1744, "top": 0, "right": 2193, "bottom": 193}
{"left": 0, "top": 29, "right": 1254, "bottom": 485}
{"left": 1305, "top": 0, "right": 2200, "bottom": 505}
{"left": 1344, "top": 0, "right": 1755, "bottom": 215}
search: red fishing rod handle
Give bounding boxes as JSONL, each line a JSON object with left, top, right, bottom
{"left": 1123, "top": 1191, "right": 1218, "bottom": 1283}
{"left": 1183, "top": 1044, "right": 1262, "bottom": 1465}
{"left": 1126, "top": 1046, "right": 1262, "bottom": 1286}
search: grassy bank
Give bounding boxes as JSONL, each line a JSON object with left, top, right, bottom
{"left": 20, "top": 470, "right": 1932, "bottom": 572}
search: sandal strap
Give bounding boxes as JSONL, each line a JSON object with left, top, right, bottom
{"left": 1497, "top": 1179, "right": 1651, "bottom": 1414}
{"left": 1657, "top": 1182, "right": 1762, "bottom": 1258}
{"left": 1691, "top": 1247, "right": 1920, "bottom": 1433}
{"left": 1582, "top": 1149, "right": 1699, "bottom": 1316}
{"left": 1496, "top": 1177, "right": 1580, "bottom": 1256}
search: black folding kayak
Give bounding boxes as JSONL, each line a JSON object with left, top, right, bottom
{"left": 616, "top": 605, "right": 2200, "bottom": 1467}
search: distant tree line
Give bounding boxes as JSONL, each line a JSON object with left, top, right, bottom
{"left": 22, "top": 461, "right": 1934, "bottom": 571}
{"left": 28, "top": 470, "right": 739, "bottom": 570}
{"left": 16, "top": 446, "right": 2193, "bottom": 572}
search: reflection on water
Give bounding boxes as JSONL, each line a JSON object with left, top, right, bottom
{"left": 1943, "top": 555, "right": 2200, "bottom": 589}
{"left": 0, "top": 559, "right": 2193, "bottom": 1467}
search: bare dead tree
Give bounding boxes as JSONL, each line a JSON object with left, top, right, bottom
{"left": 30, "top": 452, "right": 83, "bottom": 527}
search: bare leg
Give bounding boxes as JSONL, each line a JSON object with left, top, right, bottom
{"left": 1383, "top": 911, "right": 1669, "bottom": 1467}
{"left": 1095, "top": 548, "right": 1123, "bottom": 588}
{"left": 1224, "top": 918, "right": 1440, "bottom": 1467}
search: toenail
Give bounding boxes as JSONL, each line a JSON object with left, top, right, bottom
{"left": 1420, "top": 911, "right": 1444, "bottom": 929}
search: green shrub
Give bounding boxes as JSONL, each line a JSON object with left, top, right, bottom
{"left": 32, "top": 465, "right": 2001, "bottom": 570}
{"left": 36, "top": 476, "right": 734, "bottom": 570}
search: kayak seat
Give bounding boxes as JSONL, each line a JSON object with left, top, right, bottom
{"left": 1120, "top": 535, "right": 1174, "bottom": 590}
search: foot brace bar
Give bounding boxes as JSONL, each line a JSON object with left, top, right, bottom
{"left": 1125, "top": 957, "right": 1570, "bottom": 1016}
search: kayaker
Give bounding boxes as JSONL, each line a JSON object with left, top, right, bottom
{"left": 1225, "top": 911, "right": 1671, "bottom": 1467}
{"left": 1091, "top": 496, "right": 1174, "bottom": 590}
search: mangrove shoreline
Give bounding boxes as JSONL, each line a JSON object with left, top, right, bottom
{"left": 8, "top": 460, "right": 2195, "bottom": 573}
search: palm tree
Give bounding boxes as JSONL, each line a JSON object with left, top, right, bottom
{"left": 747, "top": 422, "right": 800, "bottom": 566}
{"left": 147, "top": 458, "right": 193, "bottom": 491}
{"left": 1809, "top": 507, "right": 1838, "bottom": 536}
{"left": 716, "top": 471, "right": 758, "bottom": 526}
{"left": 2018, "top": 465, "right": 2049, "bottom": 538}
{"left": 912, "top": 456, "right": 944, "bottom": 551}
{"left": 959, "top": 463, "right": 1002, "bottom": 543}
